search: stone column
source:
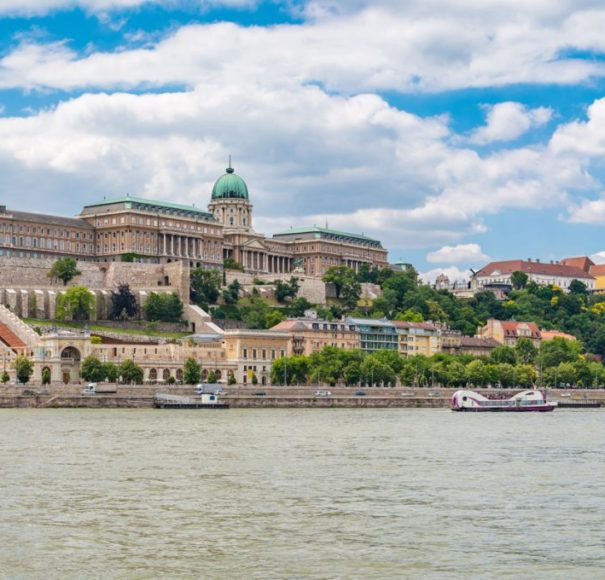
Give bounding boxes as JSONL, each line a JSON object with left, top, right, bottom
{"left": 170, "top": 235, "right": 174, "bottom": 256}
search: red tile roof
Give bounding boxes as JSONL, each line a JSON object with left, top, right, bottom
{"left": 476, "top": 260, "right": 594, "bottom": 280}
{"left": 561, "top": 256, "right": 594, "bottom": 272}
{"left": 499, "top": 320, "right": 541, "bottom": 339}
{"left": 589, "top": 264, "right": 605, "bottom": 276}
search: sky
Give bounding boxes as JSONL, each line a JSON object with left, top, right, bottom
{"left": 2, "top": 1, "right": 605, "bottom": 282}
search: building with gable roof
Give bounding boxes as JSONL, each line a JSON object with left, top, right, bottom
{"left": 472, "top": 257, "right": 595, "bottom": 291}
{"left": 477, "top": 319, "right": 542, "bottom": 347}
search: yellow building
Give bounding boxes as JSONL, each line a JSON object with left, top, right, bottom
{"left": 224, "top": 329, "right": 290, "bottom": 385}
{"left": 271, "top": 318, "right": 359, "bottom": 356}
{"left": 393, "top": 321, "right": 441, "bottom": 357}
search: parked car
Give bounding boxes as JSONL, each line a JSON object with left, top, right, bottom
{"left": 314, "top": 390, "right": 332, "bottom": 397}
{"left": 354, "top": 390, "right": 366, "bottom": 396}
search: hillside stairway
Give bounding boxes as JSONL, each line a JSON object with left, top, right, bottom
{"left": 0, "top": 304, "right": 39, "bottom": 349}
{"left": 0, "top": 323, "right": 27, "bottom": 352}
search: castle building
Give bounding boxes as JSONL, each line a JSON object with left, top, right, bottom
{"left": 0, "top": 163, "right": 388, "bottom": 277}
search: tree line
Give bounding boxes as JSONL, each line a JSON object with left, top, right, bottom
{"left": 269, "top": 337, "right": 603, "bottom": 388}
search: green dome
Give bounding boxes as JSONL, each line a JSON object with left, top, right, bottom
{"left": 211, "top": 165, "right": 249, "bottom": 200}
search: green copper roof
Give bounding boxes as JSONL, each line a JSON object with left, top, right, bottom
{"left": 211, "top": 164, "right": 249, "bottom": 200}
{"left": 273, "top": 226, "right": 383, "bottom": 247}
{"left": 82, "top": 195, "right": 215, "bottom": 220}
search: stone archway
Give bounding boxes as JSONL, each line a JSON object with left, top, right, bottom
{"left": 60, "top": 347, "right": 81, "bottom": 385}
{"left": 176, "top": 369, "right": 184, "bottom": 383}
{"left": 201, "top": 369, "right": 208, "bottom": 381}
{"left": 215, "top": 370, "right": 222, "bottom": 380}
{"left": 149, "top": 368, "right": 158, "bottom": 382}
{"left": 162, "top": 369, "right": 171, "bottom": 382}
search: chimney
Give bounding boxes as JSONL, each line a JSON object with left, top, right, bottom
{"left": 0, "top": 205, "right": 5, "bottom": 214}
{"left": 536, "top": 258, "right": 540, "bottom": 263}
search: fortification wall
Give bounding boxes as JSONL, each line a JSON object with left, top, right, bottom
{"left": 224, "top": 271, "right": 327, "bottom": 305}
{"left": 0, "top": 258, "right": 190, "bottom": 319}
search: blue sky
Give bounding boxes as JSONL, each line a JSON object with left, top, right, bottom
{"left": 2, "top": 0, "right": 605, "bottom": 280}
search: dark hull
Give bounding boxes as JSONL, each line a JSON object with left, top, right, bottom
{"left": 453, "top": 405, "right": 555, "bottom": 412}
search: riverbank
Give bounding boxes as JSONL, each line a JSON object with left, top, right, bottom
{"left": 0, "top": 385, "right": 603, "bottom": 409}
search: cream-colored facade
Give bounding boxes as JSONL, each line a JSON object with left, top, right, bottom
{"left": 224, "top": 329, "right": 290, "bottom": 385}
{"left": 271, "top": 318, "right": 359, "bottom": 356}
{"left": 31, "top": 332, "right": 234, "bottom": 385}
{"left": 477, "top": 319, "right": 541, "bottom": 347}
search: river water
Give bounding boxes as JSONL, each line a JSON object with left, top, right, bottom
{"left": 1, "top": 408, "right": 604, "bottom": 579}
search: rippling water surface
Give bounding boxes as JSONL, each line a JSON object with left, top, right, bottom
{"left": 1, "top": 408, "right": 605, "bottom": 579}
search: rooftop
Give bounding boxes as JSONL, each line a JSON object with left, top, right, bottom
{"left": 81, "top": 195, "right": 216, "bottom": 221}
{"left": 476, "top": 259, "right": 594, "bottom": 280}
{"left": 273, "top": 226, "right": 383, "bottom": 247}
{"left": 0, "top": 209, "right": 93, "bottom": 229}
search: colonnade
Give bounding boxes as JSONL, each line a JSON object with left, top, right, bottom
{"left": 159, "top": 233, "right": 215, "bottom": 260}
{"left": 237, "top": 251, "right": 293, "bottom": 273}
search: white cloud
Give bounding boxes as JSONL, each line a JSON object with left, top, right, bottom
{"left": 3, "top": 5, "right": 605, "bottom": 93}
{"left": 0, "top": 0, "right": 259, "bottom": 16}
{"left": 469, "top": 102, "right": 552, "bottom": 145}
{"left": 0, "top": 83, "right": 595, "bottom": 252}
{"left": 567, "top": 193, "right": 605, "bottom": 224}
{"left": 426, "top": 243, "right": 489, "bottom": 264}
{"left": 590, "top": 251, "right": 605, "bottom": 264}
{"left": 551, "top": 97, "right": 605, "bottom": 156}
{"left": 418, "top": 266, "right": 471, "bottom": 285}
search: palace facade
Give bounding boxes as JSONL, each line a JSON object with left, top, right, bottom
{"left": 0, "top": 163, "right": 388, "bottom": 278}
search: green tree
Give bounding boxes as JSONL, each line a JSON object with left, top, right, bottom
{"left": 41, "top": 367, "right": 51, "bottom": 385}
{"left": 395, "top": 309, "right": 424, "bottom": 322}
{"left": 510, "top": 271, "right": 529, "bottom": 290}
{"left": 539, "top": 337, "right": 583, "bottom": 368}
{"left": 228, "top": 372, "right": 237, "bottom": 385}
{"left": 190, "top": 268, "right": 222, "bottom": 307}
{"left": 287, "top": 297, "right": 312, "bottom": 318}
{"left": 222, "top": 280, "right": 241, "bottom": 305}
{"left": 57, "top": 286, "right": 96, "bottom": 322}
{"left": 119, "top": 359, "right": 144, "bottom": 384}
{"left": 515, "top": 337, "right": 538, "bottom": 364}
{"left": 183, "top": 357, "right": 201, "bottom": 385}
{"left": 360, "top": 355, "right": 396, "bottom": 386}
{"left": 207, "top": 370, "right": 218, "bottom": 383}
{"left": 110, "top": 283, "right": 138, "bottom": 320}
{"left": 569, "top": 279, "right": 588, "bottom": 296}
{"left": 465, "top": 359, "right": 486, "bottom": 386}
{"left": 103, "top": 362, "right": 119, "bottom": 383}
{"left": 1, "top": 370, "right": 10, "bottom": 384}
{"left": 15, "top": 355, "right": 33, "bottom": 384}
{"left": 48, "top": 257, "right": 81, "bottom": 286}
{"left": 266, "top": 309, "right": 285, "bottom": 328}
{"left": 270, "top": 355, "right": 309, "bottom": 385}
{"left": 80, "top": 356, "right": 107, "bottom": 382}
{"left": 223, "top": 257, "right": 244, "bottom": 271}
{"left": 516, "top": 364, "right": 537, "bottom": 387}
{"left": 323, "top": 266, "right": 361, "bottom": 310}
{"left": 274, "top": 277, "right": 300, "bottom": 303}
{"left": 490, "top": 345, "right": 517, "bottom": 365}
{"left": 143, "top": 292, "right": 183, "bottom": 322}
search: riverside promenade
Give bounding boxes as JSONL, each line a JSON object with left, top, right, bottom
{"left": 0, "top": 385, "right": 602, "bottom": 409}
